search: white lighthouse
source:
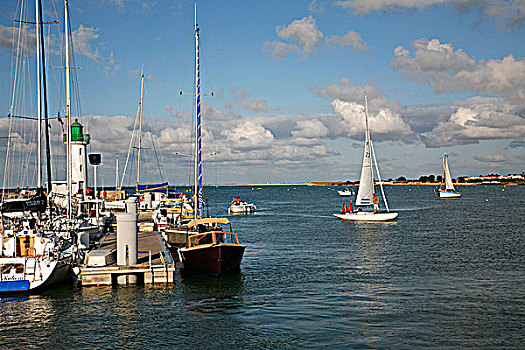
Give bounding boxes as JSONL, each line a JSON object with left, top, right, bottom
{"left": 64, "top": 118, "right": 90, "bottom": 194}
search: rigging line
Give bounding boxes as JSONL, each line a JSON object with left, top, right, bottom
{"left": 3, "top": 2, "right": 25, "bottom": 199}
{"left": 144, "top": 85, "right": 168, "bottom": 182}
{"left": 370, "top": 140, "right": 390, "bottom": 212}
{"left": 150, "top": 133, "right": 164, "bottom": 182}
{"left": 120, "top": 102, "right": 141, "bottom": 190}
{"left": 198, "top": 36, "right": 214, "bottom": 98}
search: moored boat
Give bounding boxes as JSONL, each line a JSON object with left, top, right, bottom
{"left": 176, "top": 6, "right": 245, "bottom": 275}
{"left": 178, "top": 218, "right": 245, "bottom": 276}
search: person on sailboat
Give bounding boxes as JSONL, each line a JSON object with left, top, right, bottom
{"left": 347, "top": 200, "right": 353, "bottom": 213}
{"left": 341, "top": 203, "right": 347, "bottom": 213}
{"left": 373, "top": 193, "right": 379, "bottom": 213}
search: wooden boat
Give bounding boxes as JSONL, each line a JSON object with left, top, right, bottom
{"left": 175, "top": 7, "right": 245, "bottom": 275}
{"left": 178, "top": 218, "right": 245, "bottom": 276}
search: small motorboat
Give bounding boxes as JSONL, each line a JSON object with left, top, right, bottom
{"left": 337, "top": 188, "right": 354, "bottom": 196}
{"left": 228, "top": 200, "right": 256, "bottom": 214}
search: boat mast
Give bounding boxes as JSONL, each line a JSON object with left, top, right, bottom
{"left": 115, "top": 153, "right": 119, "bottom": 191}
{"left": 35, "top": 0, "right": 42, "bottom": 189}
{"left": 194, "top": 4, "right": 203, "bottom": 218}
{"left": 136, "top": 73, "right": 145, "bottom": 193}
{"left": 37, "top": 0, "right": 53, "bottom": 205}
{"left": 64, "top": 0, "right": 73, "bottom": 218}
{"left": 365, "top": 94, "right": 390, "bottom": 212}
{"left": 443, "top": 153, "right": 447, "bottom": 187}
{"left": 364, "top": 93, "right": 372, "bottom": 185}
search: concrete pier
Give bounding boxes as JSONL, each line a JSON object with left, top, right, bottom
{"left": 78, "top": 229, "right": 175, "bottom": 286}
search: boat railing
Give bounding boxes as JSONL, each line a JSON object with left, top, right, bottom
{"left": 187, "top": 231, "right": 239, "bottom": 248}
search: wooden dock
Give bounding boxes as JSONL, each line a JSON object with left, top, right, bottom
{"left": 78, "top": 229, "right": 176, "bottom": 286}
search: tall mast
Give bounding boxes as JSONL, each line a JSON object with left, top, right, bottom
{"left": 136, "top": 73, "right": 145, "bottom": 192}
{"left": 194, "top": 4, "right": 203, "bottom": 218}
{"left": 35, "top": 0, "right": 42, "bottom": 188}
{"left": 65, "top": 0, "right": 72, "bottom": 218}
{"left": 37, "top": 0, "right": 53, "bottom": 202}
{"left": 115, "top": 153, "right": 119, "bottom": 191}
{"left": 364, "top": 93, "right": 373, "bottom": 186}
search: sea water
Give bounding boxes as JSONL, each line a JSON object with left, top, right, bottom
{"left": 1, "top": 185, "right": 524, "bottom": 349}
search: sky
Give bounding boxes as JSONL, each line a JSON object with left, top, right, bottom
{"left": 0, "top": 0, "right": 524, "bottom": 187}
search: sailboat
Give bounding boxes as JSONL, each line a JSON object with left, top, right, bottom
{"left": 1, "top": 0, "right": 76, "bottom": 293}
{"left": 333, "top": 94, "right": 398, "bottom": 222}
{"left": 106, "top": 72, "right": 168, "bottom": 211}
{"left": 435, "top": 153, "right": 461, "bottom": 198}
{"left": 177, "top": 6, "right": 245, "bottom": 275}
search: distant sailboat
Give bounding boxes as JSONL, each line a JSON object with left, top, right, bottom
{"left": 334, "top": 94, "right": 398, "bottom": 222}
{"left": 435, "top": 153, "right": 461, "bottom": 198}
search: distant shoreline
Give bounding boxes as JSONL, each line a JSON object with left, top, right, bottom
{"left": 204, "top": 181, "right": 523, "bottom": 187}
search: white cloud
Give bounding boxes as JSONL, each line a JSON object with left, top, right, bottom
{"left": 326, "top": 31, "right": 369, "bottom": 52}
{"left": 264, "top": 16, "right": 323, "bottom": 59}
{"left": 474, "top": 154, "right": 508, "bottom": 162}
{"left": 292, "top": 119, "right": 329, "bottom": 138}
{"left": 334, "top": 0, "right": 525, "bottom": 31}
{"left": 0, "top": 25, "right": 36, "bottom": 55}
{"left": 331, "top": 99, "right": 413, "bottom": 138}
{"left": 72, "top": 25, "right": 101, "bottom": 62}
{"left": 421, "top": 99, "right": 525, "bottom": 147}
{"left": 231, "top": 87, "right": 269, "bottom": 112}
{"left": 262, "top": 41, "right": 297, "bottom": 59}
{"left": 393, "top": 38, "right": 525, "bottom": 94}
{"left": 222, "top": 121, "right": 275, "bottom": 151}
{"left": 311, "top": 78, "right": 384, "bottom": 104}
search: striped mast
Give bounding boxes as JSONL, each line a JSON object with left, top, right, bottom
{"left": 136, "top": 72, "right": 145, "bottom": 193}
{"left": 194, "top": 4, "right": 203, "bottom": 218}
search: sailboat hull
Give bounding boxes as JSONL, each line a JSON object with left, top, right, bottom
{"left": 0, "top": 257, "right": 73, "bottom": 293}
{"left": 438, "top": 190, "right": 462, "bottom": 198}
{"left": 333, "top": 211, "right": 398, "bottom": 222}
{"left": 178, "top": 244, "right": 245, "bottom": 276}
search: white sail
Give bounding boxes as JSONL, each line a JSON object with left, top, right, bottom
{"left": 443, "top": 154, "right": 455, "bottom": 191}
{"left": 355, "top": 101, "right": 373, "bottom": 206}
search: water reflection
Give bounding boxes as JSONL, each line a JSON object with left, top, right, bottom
{"left": 178, "top": 272, "right": 246, "bottom": 317}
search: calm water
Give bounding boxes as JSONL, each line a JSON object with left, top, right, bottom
{"left": 1, "top": 185, "right": 524, "bottom": 349}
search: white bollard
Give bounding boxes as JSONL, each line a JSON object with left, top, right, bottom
{"left": 125, "top": 197, "right": 137, "bottom": 214}
{"left": 116, "top": 213, "right": 137, "bottom": 266}
{"left": 143, "top": 192, "right": 152, "bottom": 209}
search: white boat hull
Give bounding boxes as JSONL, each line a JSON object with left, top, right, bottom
{"left": 438, "top": 190, "right": 461, "bottom": 198}
{"left": 337, "top": 190, "right": 354, "bottom": 196}
{"left": 333, "top": 211, "right": 398, "bottom": 222}
{"left": 228, "top": 203, "right": 256, "bottom": 214}
{"left": 0, "top": 256, "right": 73, "bottom": 293}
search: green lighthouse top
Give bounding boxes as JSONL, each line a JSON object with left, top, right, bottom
{"left": 63, "top": 118, "right": 90, "bottom": 144}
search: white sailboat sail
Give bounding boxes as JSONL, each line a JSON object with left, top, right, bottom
{"left": 443, "top": 154, "right": 455, "bottom": 191}
{"left": 355, "top": 98, "right": 373, "bottom": 206}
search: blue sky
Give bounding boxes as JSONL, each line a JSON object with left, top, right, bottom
{"left": 1, "top": 0, "right": 524, "bottom": 187}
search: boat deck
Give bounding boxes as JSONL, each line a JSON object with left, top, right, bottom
{"left": 78, "top": 228, "right": 175, "bottom": 286}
